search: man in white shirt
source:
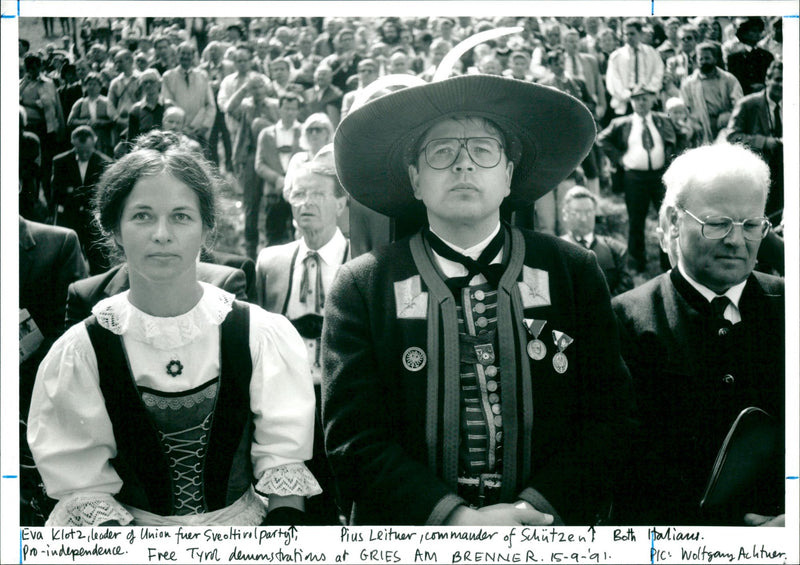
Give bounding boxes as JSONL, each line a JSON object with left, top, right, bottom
{"left": 606, "top": 18, "right": 664, "bottom": 116}
{"left": 255, "top": 157, "right": 349, "bottom": 525}
{"left": 161, "top": 42, "right": 216, "bottom": 144}
{"left": 217, "top": 46, "right": 270, "bottom": 144}
{"left": 597, "top": 86, "right": 676, "bottom": 272}
{"left": 612, "top": 143, "right": 784, "bottom": 526}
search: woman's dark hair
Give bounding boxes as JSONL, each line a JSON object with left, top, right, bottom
{"left": 94, "top": 130, "right": 221, "bottom": 261}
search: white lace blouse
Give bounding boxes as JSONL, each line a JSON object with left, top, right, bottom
{"left": 27, "top": 282, "right": 321, "bottom": 526}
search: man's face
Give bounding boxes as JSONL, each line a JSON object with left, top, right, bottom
{"left": 562, "top": 197, "right": 597, "bottom": 238}
{"left": 115, "top": 52, "right": 133, "bottom": 73}
{"left": 666, "top": 21, "right": 680, "bottom": 40}
{"left": 624, "top": 25, "right": 640, "bottom": 47}
{"left": 675, "top": 174, "right": 766, "bottom": 293}
{"left": 357, "top": 64, "right": 378, "bottom": 85}
{"left": 564, "top": 33, "right": 579, "bottom": 54}
{"left": 338, "top": 32, "right": 355, "bottom": 52}
{"left": 697, "top": 48, "right": 716, "bottom": 74}
{"left": 289, "top": 171, "right": 344, "bottom": 235}
{"left": 546, "top": 27, "right": 561, "bottom": 46}
{"left": 585, "top": 17, "right": 599, "bottom": 35}
{"left": 155, "top": 40, "right": 170, "bottom": 60}
{"left": 679, "top": 31, "right": 697, "bottom": 54}
{"left": 766, "top": 67, "right": 782, "bottom": 103}
{"left": 408, "top": 117, "right": 513, "bottom": 229}
{"left": 162, "top": 110, "right": 184, "bottom": 131}
{"left": 314, "top": 67, "right": 332, "bottom": 88}
{"left": 548, "top": 52, "right": 565, "bottom": 76}
{"left": 73, "top": 137, "right": 96, "bottom": 161}
{"left": 141, "top": 78, "right": 161, "bottom": 97}
{"left": 234, "top": 49, "right": 251, "bottom": 74}
{"left": 256, "top": 40, "right": 269, "bottom": 60}
{"left": 389, "top": 53, "right": 408, "bottom": 73}
{"left": 85, "top": 78, "right": 102, "bottom": 98}
{"left": 668, "top": 105, "right": 688, "bottom": 124}
{"left": 270, "top": 62, "right": 290, "bottom": 84}
{"left": 279, "top": 99, "right": 300, "bottom": 123}
{"left": 178, "top": 46, "right": 194, "bottom": 70}
{"left": 510, "top": 56, "right": 530, "bottom": 76}
{"left": 630, "top": 93, "right": 653, "bottom": 116}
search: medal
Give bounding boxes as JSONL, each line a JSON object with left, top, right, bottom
{"left": 402, "top": 347, "right": 427, "bottom": 372}
{"left": 551, "top": 330, "right": 574, "bottom": 374}
{"left": 523, "top": 318, "right": 547, "bottom": 360}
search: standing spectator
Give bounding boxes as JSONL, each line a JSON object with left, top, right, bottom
{"left": 680, "top": 42, "right": 743, "bottom": 144}
{"left": 727, "top": 59, "right": 783, "bottom": 223}
{"left": 57, "top": 64, "right": 83, "bottom": 125}
{"left": 322, "top": 28, "right": 362, "bottom": 92}
{"left": 267, "top": 57, "right": 300, "bottom": 99}
{"left": 560, "top": 187, "right": 633, "bottom": 296}
{"left": 598, "top": 87, "right": 676, "bottom": 272}
{"left": 301, "top": 64, "right": 342, "bottom": 127}
{"left": 127, "top": 69, "right": 170, "bottom": 142}
{"left": 200, "top": 40, "right": 234, "bottom": 172}
{"left": 665, "top": 24, "right": 699, "bottom": 88}
{"left": 253, "top": 94, "right": 304, "bottom": 256}
{"left": 162, "top": 41, "right": 217, "bottom": 145}
{"left": 67, "top": 72, "right": 116, "bottom": 158}
{"left": 726, "top": 17, "right": 774, "bottom": 95}
{"left": 20, "top": 54, "right": 66, "bottom": 204}
{"left": 564, "top": 29, "right": 606, "bottom": 123}
{"left": 218, "top": 46, "right": 270, "bottom": 147}
{"left": 150, "top": 36, "right": 174, "bottom": 76}
{"left": 19, "top": 109, "right": 44, "bottom": 222}
{"left": 606, "top": 18, "right": 664, "bottom": 116}
{"left": 340, "top": 58, "right": 379, "bottom": 120}
{"left": 108, "top": 49, "right": 141, "bottom": 143}
{"left": 657, "top": 18, "right": 682, "bottom": 61}
{"left": 51, "top": 126, "right": 112, "bottom": 274}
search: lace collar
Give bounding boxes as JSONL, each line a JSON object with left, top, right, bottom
{"left": 92, "top": 282, "right": 235, "bottom": 350}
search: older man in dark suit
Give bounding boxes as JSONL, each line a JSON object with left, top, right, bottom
{"left": 323, "top": 73, "right": 634, "bottom": 526}
{"left": 64, "top": 261, "right": 248, "bottom": 328}
{"left": 50, "top": 125, "right": 112, "bottom": 274}
{"left": 598, "top": 86, "right": 676, "bottom": 272}
{"left": 612, "top": 143, "right": 784, "bottom": 526}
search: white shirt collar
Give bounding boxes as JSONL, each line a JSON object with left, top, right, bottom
{"left": 677, "top": 262, "right": 747, "bottom": 310}
{"left": 430, "top": 222, "right": 501, "bottom": 261}
{"left": 298, "top": 228, "right": 347, "bottom": 266}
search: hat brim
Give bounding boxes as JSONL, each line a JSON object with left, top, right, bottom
{"left": 334, "top": 74, "right": 596, "bottom": 219}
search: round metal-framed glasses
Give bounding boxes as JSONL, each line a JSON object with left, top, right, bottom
{"left": 677, "top": 205, "right": 771, "bottom": 241}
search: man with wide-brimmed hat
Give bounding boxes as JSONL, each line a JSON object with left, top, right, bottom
{"left": 322, "top": 73, "right": 635, "bottom": 526}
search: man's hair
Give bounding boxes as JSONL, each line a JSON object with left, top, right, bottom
{"left": 279, "top": 92, "right": 303, "bottom": 108}
{"left": 563, "top": 185, "right": 597, "bottom": 208}
{"left": 83, "top": 71, "right": 103, "bottom": 86}
{"left": 661, "top": 144, "right": 770, "bottom": 214}
{"left": 678, "top": 24, "right": 698, "bottom": 40}
{"left": 544, "top": 48, "right": 565, "bottom": 67}
{"left": 138, "top": 68, "right": 162, "bottom": 85}
{"left": 664, "top": 97, "right": 686, "bottom": 111}
{"left": 623, "top": 18, "right": 643, "bottom": 32}
{"left": 269, "top": 57, "right": 292, "bottom": 71}
{"left": 71, "top": 125, "right": 97, "bottom": 143}
{"left": 509, "top": 50, "right": 532, "bottom": 62}
{"left": 695, "top": 41, "right": 718, "bottom": 56}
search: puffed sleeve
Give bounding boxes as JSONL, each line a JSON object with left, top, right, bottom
{"left": 27, "top": 323, "right": 134, "bottom": 526}
{"left": 248, "top": 307, "right": 322, "bottom": 497}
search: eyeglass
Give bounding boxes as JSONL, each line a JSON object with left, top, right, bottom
{"left": 566, "top": 209, "right": 595, "bottom": 218}
{"left": 306, "top": 127, "right": 327, "bottom": 134}
{"left": 677, "top": 205, "right": 771, "bottom": 241}
{"left": 288, "top": 189, "right": 330, "bottom": 206}
{"left": 419, "top": 137, "right": 505, "bottom": 170}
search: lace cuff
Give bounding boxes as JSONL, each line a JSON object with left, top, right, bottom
{"left": 256, "top": 463, "right": 323, "bottom": 497}
{"left": 46, "top": 493, "right": 134, "bottom": 527}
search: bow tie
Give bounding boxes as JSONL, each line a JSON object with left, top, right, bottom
{"left": 425, "top": 228, "right": 506, "bottom": 297}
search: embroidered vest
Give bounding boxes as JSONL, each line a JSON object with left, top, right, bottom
{"left": 85, "top": 301, "right": 253, "bottom": 516}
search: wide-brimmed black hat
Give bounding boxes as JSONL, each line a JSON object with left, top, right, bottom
{"left": 334, "top": 73, "right": 596, "bottom": 219}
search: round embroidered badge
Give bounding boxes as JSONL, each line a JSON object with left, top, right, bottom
{"left": 166, "top": 359, "right": 184, "bottom": 377}
{"left": 402, "top": 347, "right": 427, "bottom": 372}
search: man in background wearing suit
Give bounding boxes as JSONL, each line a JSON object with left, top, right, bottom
{"left": 612, "top": 143, "right": 784, "bottom": 526}
{"left": 19, "top": 217, "right": 88, "bottom": 525}
{"left": 560, "top": 187, "right": 633, "bottom": 297}
{"left": 50, "top": 125, "right": 112, "bottom": 274}
{"left": 256, "top": 158, "right": 349, "bottom": 525}
{"left": 598, "top": 86, "right": 676, "bottom": 272}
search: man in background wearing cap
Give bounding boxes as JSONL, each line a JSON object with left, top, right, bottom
{"left": 725, "top": 17, "right": 774, "bottom": 95}
{"left": 323, "top": 74, "right": 634, "bottom": 526}
{"left": 598, "top": 86, "right": 676, "bottom": 273}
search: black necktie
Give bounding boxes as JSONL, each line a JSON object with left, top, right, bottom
{"left": 425, "top": 228, "right": 506, "bottom": 296}
{"left": 773, "top": 103, "right": 782, "bottom": 137}
{"left": 641, "top": 122, "right": 654, "bottom": 170}
{"left": 299, "top": 251, "right": 325, "bottom": 312}
{"left": 710, "top": 295, "right": 730, "bottom": 320}
{"left": 184, "top": 70, "right": 191, "bottom": 87}
{"left": 576, "top": 236, "right": 590, "bottom": 249}
{"left": 633, "top": 47, "right": 639, "bottom": 84}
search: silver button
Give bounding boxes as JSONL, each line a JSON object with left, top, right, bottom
{"left": 722, "top": 374, "right": 735, "bottom": 384}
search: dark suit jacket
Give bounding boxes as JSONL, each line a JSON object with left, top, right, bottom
{"left": 612, "top": 269, "right": 784, "bottom": 525}
{"left": 597, "top": 112, "right": 677, "bottom": 168}
{"left": 561, "top": 233, "right": 633, "bottom": 297}
{"left": 727, "top": 90, "right": 780, "bottom": 161}
{"left": 50, "top": 149, "right": 111, "bottom": 231}
{"left": 322, "top": 227, "right": 635, "bottom": 525}
{"left": 727, "top": 47, "right": 773, "bottom": 95}
{"left": 301, "top": 85, "right": 343, "bottom": 126}
{"left": 201, "top": 249, "right": 256, "bottom": 302}
{"left": 19, "top": 217, "right": 89, "bottom": 416}
{"left": 64, "top": 262, "right": 248, "bottom": 329}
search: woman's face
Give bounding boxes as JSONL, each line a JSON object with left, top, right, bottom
{"left": 116, "top": 173, "right": 206, "bottom": 286}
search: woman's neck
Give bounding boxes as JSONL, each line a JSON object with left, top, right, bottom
{"left": 127, "top": 271, "right": 204, "bottom": 317}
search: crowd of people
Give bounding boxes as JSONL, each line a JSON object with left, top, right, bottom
{"left": 18, "top": 14, "right": 785, "bottom": 532}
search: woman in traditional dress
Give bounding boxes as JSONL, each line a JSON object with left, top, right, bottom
{"left": 28, "top": 131, "right": 321, "bottom": 527}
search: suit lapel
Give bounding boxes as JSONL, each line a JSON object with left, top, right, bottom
{"left": 19, "top": 218, "right": 36, "bottom": 287}
{"left": 105, "top": 264, "right": 131, "bottom": 298}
